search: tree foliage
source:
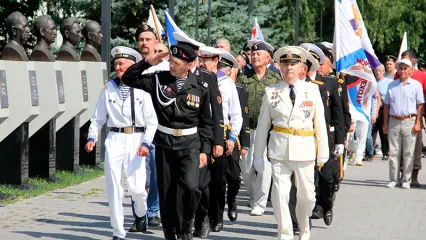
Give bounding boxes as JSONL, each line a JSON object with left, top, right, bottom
{"left": 1, "top": 0, "right": 426, "bottom": 60}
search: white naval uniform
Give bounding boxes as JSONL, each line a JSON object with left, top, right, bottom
{"left": 253, "top": 80, "right": 329, "bottom": 240}
{"left": 217, "top": 70, "right": 243, "bottom": 138}
{"left": 88, "top": 79, "right": 158, "bottom": 238}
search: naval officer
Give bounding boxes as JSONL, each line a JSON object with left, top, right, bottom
{"left": 253, "top": 46, "right": 329, "bottom": 240}
{"left": 85, "top": 46, "right": 158, "bottom": 240}
{"left": 121, "top": 40, "right": 214, "bottom": 240}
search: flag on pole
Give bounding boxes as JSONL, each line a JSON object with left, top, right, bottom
{"left": 148, "top": 6, "right": 166, "bottom": 41}
{"left": 397, "top": 32, "right": 408, "bottom": 60}
{"left": 250, "top": 17, "right": 264, "bottom": 41}
{"left": 164, "top": 10, "right": 187, "bottom": 47}
{"left": 333, "top": 0, "right": 378, "bottom": 123}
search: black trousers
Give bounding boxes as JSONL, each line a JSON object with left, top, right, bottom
{"left": 156, "top": 147, "right": 201, "bottom": 233}
{"left": 225, "top": 146, "right": 241, "bottom": 206}
{"left": 372, "top": 107, "right": 389, "bottom": 155}
{"left": 208, "top": 145, "right": 227, "bottom": 223}
{"left": 194, "top": 160, "right": 210, "bottom": 228}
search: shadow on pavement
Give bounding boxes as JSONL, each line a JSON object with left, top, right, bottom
{"left": 90, "top": 201, "right": 132, "bottom": 208}
{"left": 341, "top": 179, "right": 387, "bottom": 188}
{"left": 13, "top": 231, "right": 97, "bottom": 240}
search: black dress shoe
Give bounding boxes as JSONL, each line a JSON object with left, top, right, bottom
{"left": 293, "top": 227, "right": 300, "bottom": 235}
{"left": 164, "top": 229, "right": 177, "bottom": 240}
{"left": 324, "top": 209, "right": 333, "bottom": 226}
{"left": 112, "top": 237, "right": 125, "bottom": 240}
{"left": 194, "top": 216, "right": 210, "bottom": 239}
{"left": 210, "top": 220, "right": 223, "bottom": 232}
{"left": 128, "top": 215, "right": 147, "bottom": 232}
{"left": 180, "top": 233, "right": 193, "bottom": 240}
{"left": 228, "top": 202, "right": 238, "bottom": 221}
{"left": 311, "top": 207, "right": 323, "bottom": 219}
{"left": 334, "top": 183, "right": 340, "bottom": 192}
{"left": 148, "top": 215, "right": 161, "bottom": 226}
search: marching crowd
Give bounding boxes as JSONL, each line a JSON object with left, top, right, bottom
{"left": 84, "top": 20, "right": 426, "bottom": 240}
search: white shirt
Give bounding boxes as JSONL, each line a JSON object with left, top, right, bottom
{"left": 217, "top": 70, "right": 243, "bottom": 138}
{"left": 88, "top": 79, "right": 158, "bottom": 144}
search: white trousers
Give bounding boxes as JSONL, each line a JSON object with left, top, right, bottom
{"left": 240, "top": 129, "right": 272, "bottom": 210}
{"left": 354, "top": 120, "right": 369, "bottom": 163}
{"left": 270, "top": 159, "right": 315, "bottom": 240}
{"left": 104, "top": 132, "right": 148, "bottom": 238}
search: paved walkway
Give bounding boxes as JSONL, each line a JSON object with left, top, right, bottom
{"left": 1, "top": 155, "right": 426, "bottom": 240}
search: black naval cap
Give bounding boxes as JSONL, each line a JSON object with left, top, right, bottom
{"left": 384, "top": 55, "right": 397, "bottom": 62}
{"left": 170, "top": 44, "right": 198, "bottom": 62}
{"left": 251, "top": 41, "right": 274, "bottom": 53}
{"left": 135, "top": 24, "right": 158, "bottom": 41}
{"left": 316, "top": 43, "right": 333, "bottom": 60}
{"left": 238, "top": 50, "right": 250, "bottom": 63}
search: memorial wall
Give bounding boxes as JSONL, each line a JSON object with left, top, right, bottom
{"left": 0, "top": 12, "right": 107, "bottom": 186}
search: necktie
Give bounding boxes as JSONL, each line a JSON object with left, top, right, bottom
{"left": 289, "top": 84, "right": 295, "bottom": 106}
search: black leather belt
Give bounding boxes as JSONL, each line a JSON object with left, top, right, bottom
{"left": 110, "top": 127, "right": 145, "bottom": 134}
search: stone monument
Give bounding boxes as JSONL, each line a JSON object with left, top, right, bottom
{"left": 80, "top": 21, "right": 102, "bottom": 62}
{"left": 30, "top": 15, "right": 56, "bottom": 62}
{"left": 57, "top": 17, "right": 81, "bottom": 62}
{"left": 2, "top": 11, "right": 29, "bottom": 61}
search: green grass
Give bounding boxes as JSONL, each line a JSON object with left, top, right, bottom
{"left": 0, "top": 165, "right": 104, "bottom": 205}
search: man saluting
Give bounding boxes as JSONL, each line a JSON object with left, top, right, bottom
{"left": 121, "top": 40, "right": 214, "bottom": 240}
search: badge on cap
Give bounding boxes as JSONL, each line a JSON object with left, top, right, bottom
{"left": 245, "top": 106, "right": 249, "bottom": 113}
{"left": 143, "top": 25, "right": 148, "bottom": 30}
{"left": 172, "top": 47, "right": 178, "bottom": 54}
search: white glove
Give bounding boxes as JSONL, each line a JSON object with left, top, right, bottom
{"left": 317, "top": 157, "right": 329, "bottom": 166}
{"left": 253, "top": 157, "right": 265, "bottom": 172}
{"left": 333, "top": 144, "right": 344, "bottom": 156}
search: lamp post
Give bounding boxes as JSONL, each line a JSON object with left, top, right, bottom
{"left": 295, "top": 0, "right": 300, "bottom": 45}
{"left": 169, "top": 0, "right": 175, "bottom": 19}
{"left": 207, "top": 0, "right": 212, "bottom": 44}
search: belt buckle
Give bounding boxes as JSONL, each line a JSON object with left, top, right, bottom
{"left": 124, "top": 127, "right": 133, "bottom": 134}
{"left": 173, "top": 129, "right": 183, "bottom": 136}
{"left": 288, "top": 128, "right": 296, "bottom": 135}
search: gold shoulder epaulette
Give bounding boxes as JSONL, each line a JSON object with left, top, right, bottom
{"left": 311, "top": 80, "right": 324, "bottom": 85}
{"left": 338, "top": 78, "right": 345, "bottom": 84}
{"left": 103, "top": 83, "right": 107, "bottom": 89}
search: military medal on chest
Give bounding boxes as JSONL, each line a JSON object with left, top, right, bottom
{"left": 300, "top": 92, "right": 313, "bottom": 118}
{"left": 186, "top": 94, "right": 200, "bottom": 108}
{"left": 271, "top": 90, "right": 281, "bottom": 108}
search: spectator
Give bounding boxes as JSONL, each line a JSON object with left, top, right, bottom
{"left": 384, "top": 55, "right": 397, "bottom": 80}
{"left": 373, "top": 64, "right": 392, "bottom": 160}
{"left": 383, "top": 59, "right": 424, "bottom": 189}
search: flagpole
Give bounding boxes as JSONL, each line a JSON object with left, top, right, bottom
{"left": 334, "top": 0, "right": 340, "bottom": 76}
{"left": 150, "top": 5, "right": 163, "bottom": 44}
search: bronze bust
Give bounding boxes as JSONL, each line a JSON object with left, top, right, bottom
{"left": 57, "top": 17, "right": 82, "bottom": 61}
{"left": 2, "top": 11, "right": 29, "bottom": 61}
{"left": 30, "top": 15, "right": 57, "bottom": 62}
{"left": 80, "top": 21, "right": 102, "bottom": 62}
